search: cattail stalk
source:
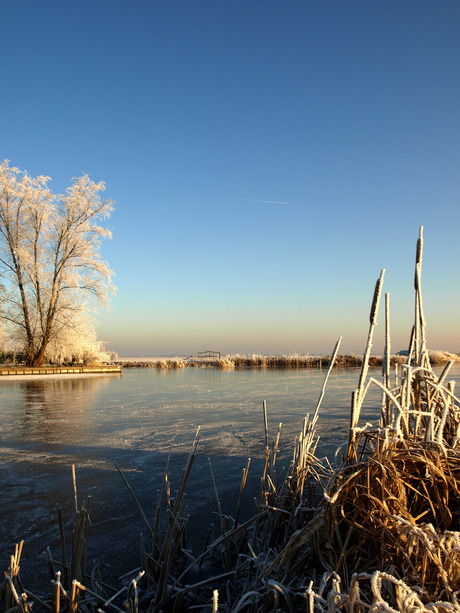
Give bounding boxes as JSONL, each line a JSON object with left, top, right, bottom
{"left": 381, "top": 292, "right": 391, "bottom": 427}
{"left": 348, "top": 269, "right": 385, "bottom": 463}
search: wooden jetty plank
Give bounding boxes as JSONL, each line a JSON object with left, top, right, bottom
{"left": 0, "top": 365, "right": 121, "bottom": 376}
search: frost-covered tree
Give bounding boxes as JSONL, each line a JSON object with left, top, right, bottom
{"left": 0, "top": 161, "right": 115, "bottom": 366}
{"left": 45, "top": 310, "right": 110, "bottom": 364}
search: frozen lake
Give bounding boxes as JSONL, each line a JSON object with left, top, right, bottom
{"left": 1, "top": 364, "right": 458, "bottom": 591}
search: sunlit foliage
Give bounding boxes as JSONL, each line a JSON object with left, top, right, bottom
{"left": 0, "top": 161, "right": 115, "bottom": 366}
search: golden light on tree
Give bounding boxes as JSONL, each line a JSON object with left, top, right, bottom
{"left": 0, "top": 160, "right": 115, "bottom": 366}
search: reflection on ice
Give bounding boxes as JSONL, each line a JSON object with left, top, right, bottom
{"left": 17, "top": 376, "right": 113, "bottom": 444}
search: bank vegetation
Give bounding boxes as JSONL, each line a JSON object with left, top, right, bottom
{"left": 117, "top": 349, "right": 459, "bottom": 370}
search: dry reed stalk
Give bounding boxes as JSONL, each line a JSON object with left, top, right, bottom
{"left": 347, "top": 269, "right": 385, "bottom": 464}
{"left": 256, "top": 404, "right": 284, "bottom": 521}
{"left": 226, "top": 340, "right": 343, "bottom": 594}
{"left": 70, "top": 499, "right": 91, "bottom": 586}
{"left": 159, "top": 510, "right": 270, "bottom": 607}
{"left": 382, "top": 292, "right": 392, "bottom": 427}
{"left": 71, "top": 464, "right": 78, "bottom": 514}
{"left": 140, "top": 429, "right": 200, "bottom": 611}
{"left": 208, "top": 457, "right": 232, "bottom": 571}
{"left": 294, "top": 337, "right": 342, "bottom": 479}
{"left": 29, "top": 469, "right": 97, "bottom": 613}
{"left": 51, "top": 572, "right": 61, "bottom": 613}
{"left": 262, "top": 400, "right": 268, "bottom": 450}
{"left": 124, "top": 571, "right": 144, "bottom": 613}
{"left": 234, "top": 458, "right": 251, "bottom": 529}
{"left": 56, "top": 505, "right": 69, "bottom": 592}
{"left": 152, "top": 452, "right": 171, "bottom": 558}
{"left": 314, "top": 338, "right": 342, "bottom": 420}
{"left": 0, "top": 541, "right": 29, "bottom": 612}
{"left": 413, "top": 227, "right": 431, "bottom": 371}
{"left": 114, "top": 462, "right": 154, "bottom": 542}
{"left": 269, "top": 422, "right": 282, "bottom": 483}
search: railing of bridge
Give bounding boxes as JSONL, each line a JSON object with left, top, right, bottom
{"left": 197, "top": 350, "right": 221, "bottom": 360}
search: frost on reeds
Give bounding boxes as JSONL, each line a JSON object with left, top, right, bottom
{"left": 117, "top": 358, "right": 187, "bottom": 368}
{"left": 429, "top": 350, "right": 460, "bottom": 364}
{"left": 153, "top": 357, "right": 186, "bottom": 368}
{"left": 119, "top": 353, "right": 413, "bottom": 370}
{"left": 214, "top": 353, "right": 409, "bottom": 370}
{"left": 217, "top": 353, "right": 352, "bottom": 369}
{"left": 118, "top": 353, "right": 419, "bottom": 370}
{"left": 3, "top": 227, "right": 460, "bottom": 612}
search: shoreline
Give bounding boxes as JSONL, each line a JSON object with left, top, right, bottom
{"left": 1, "top": 351, "right": 458, "bottom": 378}
{"left": 115, "top": 350, "right": 460, "bottom": 369}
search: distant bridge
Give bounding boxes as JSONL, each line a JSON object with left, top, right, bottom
{"left": 198, "top": 350, "right": 221, "bottom": 360}
{"left": 185, "top": 350, "right": 221, "bottom": 362}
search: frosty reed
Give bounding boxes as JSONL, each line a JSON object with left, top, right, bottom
{"left": 118, "top": 350, "right": 459, "bottom": 370}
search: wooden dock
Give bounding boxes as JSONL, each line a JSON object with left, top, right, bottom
{"left": 0, "top": 365, "right": 121, "bottom": 376}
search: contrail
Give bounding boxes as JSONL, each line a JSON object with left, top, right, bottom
{"left": 242, "top": 198, "right": 291, "bottom": 205}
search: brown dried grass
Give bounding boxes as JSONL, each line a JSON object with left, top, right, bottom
{"left": 320, "top": 442, "right": 460, "bottom": 588}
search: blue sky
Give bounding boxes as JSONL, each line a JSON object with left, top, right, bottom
{"left": 2, "top": 1, "right": 459, "bottom": 356}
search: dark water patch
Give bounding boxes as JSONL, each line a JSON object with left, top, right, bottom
{"left": 0, "top": 447, "right": 266, "bottom": 594}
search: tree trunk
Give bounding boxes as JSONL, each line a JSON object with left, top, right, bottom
{"left": 33, "top": 343, "right": 48, "bottom": 367}
{"left": 24, "top": 342, "right": 36, "bottom": 367}
{"left": 25, "top": 341, "right": 48, "bottom": 367}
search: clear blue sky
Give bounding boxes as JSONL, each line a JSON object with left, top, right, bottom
{"left": 2, "top": 1, "right": 459, "bottom": 356}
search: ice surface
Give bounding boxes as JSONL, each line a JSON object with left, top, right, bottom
{"left": 1, "top": 364, "right": 458, "bottom": 591}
